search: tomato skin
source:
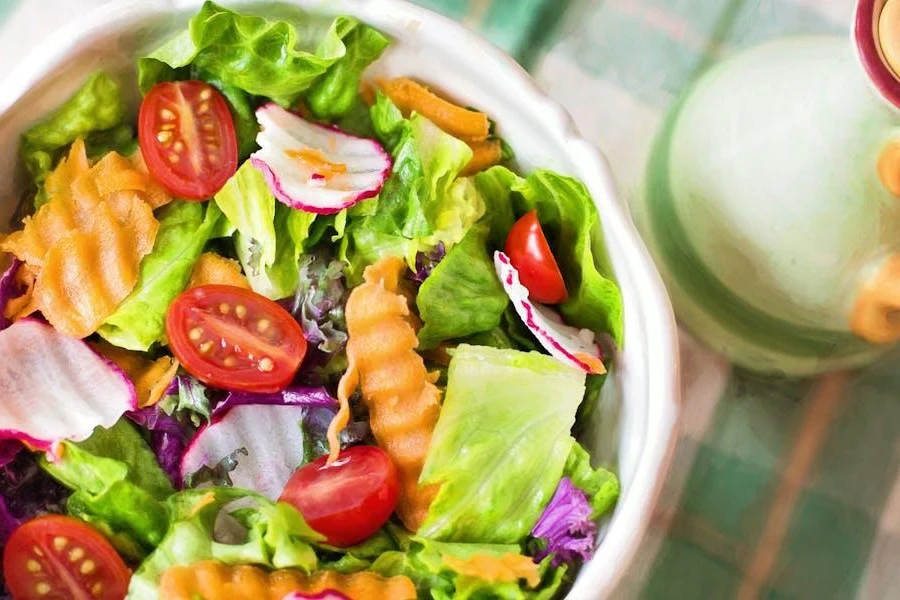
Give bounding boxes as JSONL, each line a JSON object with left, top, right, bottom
{"left": 504, "top": 210, "right": 568, "bottom": 304}
{"left": 3, "top": 515, "right": 130, "bottom": 600}
{"left": 279, "top": 446, "right": 399, "bottom": 547}
{"left": 138, "top": 80, "right": 238, "bottom": 200}
{"left": 166, "top": 285, "right": 307, "bottom": 393}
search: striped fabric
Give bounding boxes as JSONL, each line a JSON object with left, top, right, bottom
{"left": 2, "top": 0, "right": 897, "bottom": 598}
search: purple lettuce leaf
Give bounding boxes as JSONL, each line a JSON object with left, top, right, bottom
{"left": 530, "top": 477, "right": 597, "bottom": 567}
{"left": 407, "top": 242, "right": 446, "bottom": 286}
{"left": 282, "top": 253, "right": 349, "bottom": 354}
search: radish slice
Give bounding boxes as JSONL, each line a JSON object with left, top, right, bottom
{"left": 251, "top": 103, "right": 391, "bottom": 215}
{"left": 0, "top": 320, "right": 137, "bottom": 450}
{"left": 494, "top": 251, "right": 606, "bottom": 375}
{"left": 180, "top": 404, "right": 308, "bottom": 499}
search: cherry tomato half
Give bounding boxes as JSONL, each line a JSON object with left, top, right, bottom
{"left": 279, "top": 446, "right": 399, "bottom": 547}
{"left": 3, "top": 515, "right": 130, "bottom": 600}
{"left": 504, "top": 210, "right": 568, "bottom": 304}
{"left": 138, "top": 80, "right": 238, "bottom": 200}
{"left": 166, "top": 285, "right": 307, "bottom": 393}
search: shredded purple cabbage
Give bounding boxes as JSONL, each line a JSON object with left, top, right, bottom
{"left": 0, "top": 259, "right": 26, "bottom": 331}
{"left": 283, "top": 254, "right": 349, "bottom": 353}
{"left": 0, "top": 451, "right": 68, "bottom": 547}
{"left": 530, "top": 477, "right": 597, "bottom": 566}
{"left": 127, "top": 406, "right": 191, "bottom": 488}
{"left": 214, "top": 386, "right": 337, "bottom": 418}
{"left": 408, "top": 242, "right": 446, "bottom": 286}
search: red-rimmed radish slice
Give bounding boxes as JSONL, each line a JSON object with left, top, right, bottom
{"left": 0, "top": 320, "right": 136, "bottom": 450}
{"left": 283, "top": 592, "right": 351, "bottom": 600}
{"left": 180, "top": 403, "right": 307, "bottom": 498}
{"left": 250, "top": 103, "right": 391, "bottom": 215}
{"left": 495, "top": 251, "right": 606, "bottom": 375}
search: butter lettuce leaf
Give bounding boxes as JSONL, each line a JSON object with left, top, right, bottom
{"left": 128, "top": 488, "right": 321, "bottom": 600}
{"left": 40, "top": 420, "right": 173, "bottom": 559}
{"left": 98, "top": 202, "right": 223, "bottom": 351}
{"left": 138, "top": 1, "right": 385, "bottom": 110}
{"left": 416, "top": 223, "right": 507, "bottom": 349}
{"left": 419, "top": 345, "right": 585, "bottom": 543}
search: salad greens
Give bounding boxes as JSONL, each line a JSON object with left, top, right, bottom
{"left": 419, "top": 345, "right": 586, "bottom": 543}
{"left": 0, "top": 1, "right": 624, "bottom": 598}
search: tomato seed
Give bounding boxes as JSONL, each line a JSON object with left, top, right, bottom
{"left": 25, "top": 559, "right": 40, "bottom": 572}
{"left": 160, "top": 108, "right": 176, "bottom": 121}
{"left": 168, "top": 153, "right": 179, "bottom": 163}
{"left": 224, "top": 356, "right": 237, "bottom": 367}
{"left": 199, "top": 341, "right": 213, "bottom": 354}
{"left": 68, "top": 547, "right": 83, "bottom": 561}
{"left": 199, "top": 88, "right": 212, "bottom": 101}
{"left": 258, "top": 357, "right": 274, "bottom": 372}
{"left": 198, "top": 102, "right": 210, "bottom": 114}
{"left": 92, "top": 582, "right": 103, "bottom": 597}
{"left": 35, "top": 582, "right": 50, "bottom": 596}
{"left": 173, "top": 140, "right": 185, "bottom": 153}
{"left": 219, "top": 303, "right": 230, "bottom": 314}
{"left": 235, "top": 304, "right": 247, "bottom": 319}
{"left": 257, "top": 319, "right": 270, "bottom": 332}
{"left": 52, "top": 537, "right": 67, "bottom": 550}
{"left": 80, "top": 559, "right": 96, "bottom": 574}
{"left": 189, "top": 327, "right": 203, "bottom": 341}
{"left": 156, "top": 131, "right": 172, "bottom": 144}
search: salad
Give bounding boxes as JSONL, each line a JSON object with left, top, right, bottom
{"left": 0, "top": 3, "right": 623, "bottom": 599}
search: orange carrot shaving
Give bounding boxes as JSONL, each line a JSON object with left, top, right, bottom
{"left": 286, "top": 148, "right": 348, "bottom": 178}
{"left": 327, "top": 256, "right": 442, "bottom": 531}
{"left": 442, "top": 553, "right": 541, "bottom": 588}
{"left": 91, "top": 341, "right": 179, "bottom": 407}
{"left": 159, "top": 560, "right": 417, "bottom": 600}
{"left": 377, "top": 77, "right": 490, "bottom": 143}
{"left": 0, "top": 141, "right": 160, "bottom": 337}
{"left": 188, "top": 252, "right": 250, "bottom": 289}
{"left": 461, "top": 139, "right": 503, "bottom": 176}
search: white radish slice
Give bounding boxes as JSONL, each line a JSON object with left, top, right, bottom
{"left": 251, "top": 103, "right": 391, "bottom": 215}
{"left": 495, "top": 251, "right": 606, "bottom": 375}
{"left": 0, "top": 319, "right": 137, "bottom": 450}
{"left": 180, "top": 404, "right": 308, "bottom": 499}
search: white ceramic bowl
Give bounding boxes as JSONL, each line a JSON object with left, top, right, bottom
{"left": 0, "top": 1, "right": 680, "bottom": 597}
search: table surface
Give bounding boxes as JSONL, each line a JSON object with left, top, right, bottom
{"left": 3, "top": 0, "right": 898, "bottom": 598}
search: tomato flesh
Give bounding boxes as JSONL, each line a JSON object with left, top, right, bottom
{"left": 3, "top": 515, "right": 130, "bottom": 600}
{"left": 166, "top": 285, "right": 307, "bottom": 393}
{"left": 138, "top": 80, "right": 238, "bottom": 200}
{"left": 279, "top": 446, "right": 399, "bottom": 547}
{"left": 504, "top": 210, "right": 568, "bottom": 304}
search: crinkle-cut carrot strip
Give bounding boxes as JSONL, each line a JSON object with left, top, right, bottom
{"left": 0, "top": 142, "right": 161, "bottom": 337}
{"left": 377, "top": 77, "right": 490, "bottom": 143}
{"left": 461, "top": 139, "right": 503, "bottom": 176}
{"left": 188, "top": 252, "right": 250, "bottom": 289}
{"left": 328, "top": 255, "right": 443, "bottom": 531}
{"left": 442, "top": 553, "right": 541, "bottom": 588}
{"left": 130, "top": 150, "right": 173, "bottom": 209}
{"left": 3, "top": 262, "right": 38, "bottom": 322}
{"left": 91, "top": 340, "right": 179, "bottom": 407}
{"left": 159, "top": 560, "right": 417, "bottom": 600}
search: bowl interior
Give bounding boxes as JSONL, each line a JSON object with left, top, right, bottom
{"left": 0, "top": 1, "right": 680, "bottom": 597}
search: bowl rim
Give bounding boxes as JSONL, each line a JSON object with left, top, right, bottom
{"left": 0, "top": 1, "right": 681, "bottom": 597}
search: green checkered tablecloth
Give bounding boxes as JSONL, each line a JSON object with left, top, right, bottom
{"left": 3, "top": 0, "right": 898, "bottom": 598}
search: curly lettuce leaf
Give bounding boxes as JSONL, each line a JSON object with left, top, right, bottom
{"left": 419, "top": 345, "right": 585, "bottom": 543}
{"left": 20, "top": 71, "right": 127, "bottom": 208}
{"left": 370, "top": 536, "right": 565, "bottom": 600}
{"left": 343, "top": 94, "right": 474, "bottom": 278}
{"left": 98, "top": 202, "right": 224, "bottom": 351}
{"left": 138, "top": 1, "right": 385, "bottom": 110}
{"left": 416, "top": 223, "right": 507, "bottom": 349}
{"left": 511, "top": 170, "right": 623, "bottom": 344}
{"left": 562, "top": 441, "right": 619, "bottom": 519}
{"left": 39, "top": 420, "right": 173, "bottom": 559}
{"left": 128, "top": 487, "right": 321, "bottom": 600}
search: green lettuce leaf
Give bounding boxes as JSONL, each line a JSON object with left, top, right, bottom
{"left": 40, "top": 420, "right": 173, "bottom": 559}
{"left": 370, "top": 536, "right": 566, "bottom": 600}
{"left": 472, "top": 165, "right": 518, "bottom": 249}
{"left": 138, "top": 1, "right": 384, "bottom": 108}
{"left": 215, "top": 162, "right": 277, "bottom": 267}
{"left": 419, "top": 345, "right": 585, "bottom": 543}
{"left": 129, "top": 488, "right": 322, "bottom": 600}
{"left": 343, "top": 94, "right": 473, "bottom": 278}
{"left": 306, "top": 24, "right": 390, "bottom": 120}
{"left": 563, "top": 441, "right": 619, "bottom": 518}
{"left": 511, "top": 170, "right": 623, "bottom": 344}
{"left": 416, "top": 223, "right": 507, "bottom": 349}
{"left": 20, "top": 71, "right": 127, "bottom": 208}
{"left": 198, "top": 72, "right": 260, "bottom": 159}
{"left": 98, "top": 201, "right": 223, "bottom": 351}
{"left": 317, "top": 527, "right": 399, "bottom": 573}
